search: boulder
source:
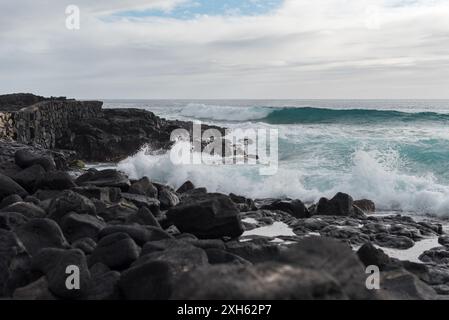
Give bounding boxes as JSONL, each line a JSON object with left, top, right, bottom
{"left": 97, "top": 200, "right": 138, "bottom": 222}
{"left": 205, "top": 248, "right": 252, "bottom": 266}
{"left": 72, "top": 237, "right": 97, "bottom": 255}
{"left": 60, "top": 213, "right": 106, "bottom": 243}
{"left": 357, "top": 243, "right": 402, "bottom": 271}
{"left": 126, "top": 206, "right": 161, "bottom": 228}
{"left": 167, "top": 193, "right": 243, "bottom": 239}
{"left": 354, "top": 199, "right": 376, "bottom": 213}
{"left": 12, "top": 164, "right": 45, "bottom": 192}
{"left": 229, "top": 193, "right": 256, "bottom": 212}
{"left": 0, "top": 194, "right": 23, "bottom": 209}
{"left": 35, "top": 171, "right": 77, "bottom": 190}
{"left": 374, "top": 233, "right": 415, "bottom": 250}
{"left": 419, "top": 247, "right": 449, "bottom": 265}
{"left": 158, "top": 187, "right": 180, "bottom": 210}
{"left": 0, "top": 229, "right": 31, "bottom": 297}
{"left": 135, "top": 243, "right": 208, "bottom": 274}
{"left": 176, "top": 181, "right": 195, "bottom": 194}
{"left": 1, "top": 202, "right": 46, "bottom": 219}
{"left": 72, "top": 186, "right": 121, "bottom": 203}
{"left": 261, "top": 199, "right": 310, "bottom": 218}
{"left": 280, "top": 237, "right": 377, "bottom": 300}
{"left": 225, "top": 241, "right": 281, "bottom": 264}
{"left": 47, "top": 190, "right": 96, "bottom": 223}
{"left": 379, "top": 269, "right": 439, "bottom": 300}
{"left": 16, "top": 219, "right": 69, "bottom": 255}
{"left": 32, "top": 248, "right": 91, "bottom": 299}
{"left": 141, "top": 239, "right": 190, "bottom": 256}
{"left": 438, "top": 235, "right": 449, "bottom": 247}
{"left": 0, "top": 173, "right": 28, "bottom": 199}
{"left": 13, "top": 277, "right": 57, "bottom": 300}
{"left": 76, "top": 169, "right": 130, "bottom": 190}
{"left": 316, "top": 192, "right": 359, "bottom": 217}
{"left": 15, "top": 149, "right": 56, "bottom": 172}
{"left": 121, "top": 193, "right": 160, "bottom": 212}
{"left": 98, "top": 225, "right": 172, "bottom": 246}
{"left": 88, "top": 270, "right": 121, "bottom": 300}
{"left": 129, "top": 177, "right": 158, "bottom": 198}
{"left": 89, "top": 232, "right": 140, "bottom": 270}
{"left": 0, "top": 211, "right": 29, "bottom": 230}
{"left": 172, "top": 262, "right": 346, "bottom": 300}
{"left": 119, "top": 260, "right": 174, "bottom": 300}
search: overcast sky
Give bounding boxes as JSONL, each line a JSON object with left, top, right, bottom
{"left": 1, "top": 0, "right": 449, "bottom": 99}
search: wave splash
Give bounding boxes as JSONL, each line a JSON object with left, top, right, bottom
{"left": 117, "top": 143, "right": 449, "bottom": 216}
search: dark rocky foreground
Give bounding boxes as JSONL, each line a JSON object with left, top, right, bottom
{"left": 1, "top": 94, "right": 449, "bottom": 300}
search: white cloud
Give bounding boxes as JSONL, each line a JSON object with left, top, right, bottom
{"left": 1, "top": 0, "right": 449, "bottom": 98}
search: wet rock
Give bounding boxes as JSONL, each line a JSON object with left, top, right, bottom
{"left": 419, "top": 247, "right": 449, "bottom": 265}
{"left": 172, "top": 262, "right": 346, "bottom": 300}
{"left": 15, "top": 149, "right": 56, "bottom": 172}
{"left": 261, "top": 199, "right": 310, "bottom": 219}
{"left": 32, "top": 248, "right": 91, "bottom": 299}
{"left": 357, "top": 243, "right": 402, "bottom": 271}
{"left": 0, "top": 172, "right": 28, "bottom": 199}
{"left": 99, "top": 225, "right": 172, "bottom": 246}
{"left": 16, "top": 219, "right": 69, "bottom": 255}
{"left": 89, "top": 232, "right": 140, "bottom": 270}
{"left": 167, "top": 193, "right": 243, "bottom": 239}
{"left": 374, "top": 233, "right": 415, "bottom": 250}
{"left": 389, "top": 224, "right": 422, "bottom": 241}
{"left": 121, "top": 193, "right": 160, "bottom": 212}
{"left": 296, "top": 218, "right": 329, "bottom": 232}
{"left": 176, "top": 181, "right": 195, "bottom": 194}
{"left": 47, "top": 190, "right": 96, "bottom": 223}
{"left": 129, "top": 177, "right": 158, "bottom": 198}
{"left": 60, "top": 213, "right": 106, "bottom": 242}
{"left": 354, "top": 199, "right": 376, "bottom": 213}
{"left": 158, "top": 187, "right": 180, "bottom": 210}
{"left": 316, "top": 192, "right": 361, "bottom": 217}
{"left": 320, "top": 225, "right": 370, "bottom": 246}
{"left": 229, "top": 193, "right": 256, "bottom": 212}
{"left": 76, "top": 169, "right": 130, "bottom": 190}
{"left": 438, "top": 235, "right": 449, "bottom": 247}
{"left": 1, "top": 202, "right": 46, "bottom": 219}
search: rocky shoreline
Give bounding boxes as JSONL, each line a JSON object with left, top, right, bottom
{"left": 1, "top": 94, "right": 449, "bottom": 300}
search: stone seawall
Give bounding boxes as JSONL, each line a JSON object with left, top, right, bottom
{"left": 0, "top": 100, "right": 103, "bottom": 148}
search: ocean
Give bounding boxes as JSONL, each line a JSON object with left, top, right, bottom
{"left": 103, "top": 99, "right": 449, "bottom": 217}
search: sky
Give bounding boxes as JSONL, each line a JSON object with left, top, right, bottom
{"left": 1, "top": 0, "right": 449, "bottom": 99}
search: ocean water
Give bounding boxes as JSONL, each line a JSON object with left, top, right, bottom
{"left": 103, "top": 99, "right": 449, "bottom": 217}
